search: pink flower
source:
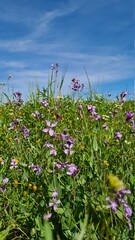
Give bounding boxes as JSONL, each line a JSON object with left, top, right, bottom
{"left": 49, "top": 199, "right": 61, "bottom": 211}
{"left": 66, "top": 164, "right": 78, "bottom": 175}
{"left": 43, "top": 213, "right": 52, "bottom": 220}
{"left": 42, "top": 120, "right": 57, "bottom": 136}
{"left": 114, "top": 132, "right": 123, "bottom": 140}
{"left": 3, "top": 178, "right": 9, "bottom": 184}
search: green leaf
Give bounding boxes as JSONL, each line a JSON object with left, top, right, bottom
{"left": 55, "top": 207, "right": 64, "bottom": 214}
{"left": 21, "top": 170, "right": 28, "bottom": 181}
{"left": 41, "top": 221, "right": 54, "bottom": 240}
{"left": 93, "top": 136, "right": 98, "bottom": 151}
{"left": 130, "top": 174, "right": 134, "bottom": 184}
{"left": 20, "top": 206, "right": 27, "bottom": 213}
{"left": 35, "top": 215, "right": 42, "bottom": 230}
{"left": 39, "top": 200, "right": 45, "bottom": 207}
{"left": 0, "top": 225, "right": 13, "bottom": 240}
{"left": 116, "top": 210, "right": 123, "bottom": 220}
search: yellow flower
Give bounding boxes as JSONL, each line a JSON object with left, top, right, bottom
{"left": 108, "top": 175, "right": 124, "bottom": 191}
{"left": 28, "top": 183, "right": 32, "bottom": 188}
{"left": 53, "top": 114, "right": 57, "bottom": 119}
{"left": 102, "top": 115, "right": 109, "bottom": 121}
{"left": 33, "top": 185, "right": 37, "bottom": 191}
{"left": 14, "top": 180, "right": 19, "bottom": 186}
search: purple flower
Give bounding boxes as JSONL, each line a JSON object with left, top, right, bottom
{"left": 120, "top": 91, "right": 127, "bottom": 99}
{"left": 52, "top": 190, "right": 58, "bottom": 198}
{"left": 42, "top": 120, "right": 57, "bottom": 136}
{"left": 60, "top": 133, "right": 69, "bottom": 141}
{"left": 28, "top": 163, "right": 42, "bottom": 175}
{"left": 87, "top": 105, "right": 96, "bottom": 115}
{"left": 41, "top": 100, "right": 49, "bottom": 107}
{"left": 64, "top": 145, "right": 74, "bottom": 155}
{"left": 10, "top": 159, "right": 18, "bottom": 169}
{"left": 106, "top": 188, "right": 132, "bottom": 230}
{"left": 43, "top": 213, "right": 52, "bottom": 220}
{"left": 119, "top": 188, "right": 131, "bottom": 196}
{"left": 66, "top": 138, "right": 76, "bottom": 146}
{"left": 124, "top": 204, "right": 132, "bottom": 218}
{"left": 78, "top": 104, "right": 83, "bottom": 110}
{"left": 20, "top": 125, "right": 30, "bottom": 138}
{"left": 32, "top": 111, "right": 40, "bottom": 118}
{"left": 126, "top": 112, "right": 135, "bottom": 128}
{"left": 87, "top": 105, "right": 101, "bottom": 120}
{"left": 8, "top": 119, "right": 21, "bottom": 130}
{"left": 114, "top": 132, "right": 123, "bottom": 140}
{"left": 49, "top": 189, "right": 60, "bottom": 211}
{"left": 3, "top": 178, "right": 9, "bottom": 184}
{"left": 94, "top": 114, "right": 101, "bottom": 120}
{"left": 103, "top": 124, "right": 108, "bottom": 130}
{"left": 13, "top": 90, "right": 22, "bottom": 98}
{"left": 49, "top": 199, "right": 61, "bottom": 210}
{"left": 53, "top": 161, "right": 68, "bottom": 171}
{"left": 71, "top": 78, "right": 84, "bottom": 91}
{"left": 50, "top": 148, "right": 57, "bottom": 156}
{"left": 66, "top": 164, "right": 78, "bottom": 175}
{"left": 126, "top": 112, "right": 134, "bottom": 122}
{"left": 13, "top": 90, "right": 23, "bottom": 103}
{"left": 44, "top": 142, "right": 57, "bottom": 155}
{"left": 32, "top": 111, "right": 44, "bottom": 119}
{"left": 44, "top": 142, "right": 54, "bottom": 148}
{"left": 60, "top": 134, "right": 75, "bottom": 155}
{"left": 106, "top": 197, "right": 118, "bottom": 213}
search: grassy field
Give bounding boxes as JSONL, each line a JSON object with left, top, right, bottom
{"left": 0, "top": 71, "right": 135, "bottom": 239}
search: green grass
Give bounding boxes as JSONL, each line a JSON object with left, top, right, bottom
{"left": 0, "top": 73, "right": 135, "bottom": 239}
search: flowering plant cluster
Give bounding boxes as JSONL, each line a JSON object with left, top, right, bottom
{"left": 0, "top": 85, "right": 134, "bottom": 239}
{"left": 106, "top": 188, "right": 132, "bottom": 230}
{"left": 71, "top": 78, "right": 84, "bottom": 91}
{"left": 106, "top": 175, "right": 132, "bottom": 230}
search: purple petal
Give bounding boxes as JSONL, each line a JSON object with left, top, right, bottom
{"left": 51, "top": 122, "right": 57, "bottom": 127}
{"left": 3, "top": 178, "right": 9, "bottom": 184}
{"left": 43, "top": 213, "right": 52, "bottom": 219}
{"left": 42, "top": 128, "right": 48, "bottom": 133}
{"left": 49, "top": 128, "right": 54, "bottom": 136}
{"left": 46, "top": 120, "right": 51, "bottom": 127}
{"left": 49, "top": 202, "right": 54, "bottom": 207}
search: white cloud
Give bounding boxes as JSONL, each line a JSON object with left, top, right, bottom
{"left": 0, "top": 60, "right": 26, "bottom": 68}
{"left": 0, "top": 39, "right": 34, "bottom": 52}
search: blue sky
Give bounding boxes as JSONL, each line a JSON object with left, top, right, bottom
{"left": 0, "top": 0, "right": 134, "bottom": 99}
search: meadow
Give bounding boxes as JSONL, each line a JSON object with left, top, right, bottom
{"left": 0, "top": 67, "right": 135, "bottom": 239}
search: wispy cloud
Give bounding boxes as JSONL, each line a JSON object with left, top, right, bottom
{"left": 0, "top": 0, "right": 134, "bottom": 99}
{"left": 0, "top": 60, "right": 26, "bottom": 68}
